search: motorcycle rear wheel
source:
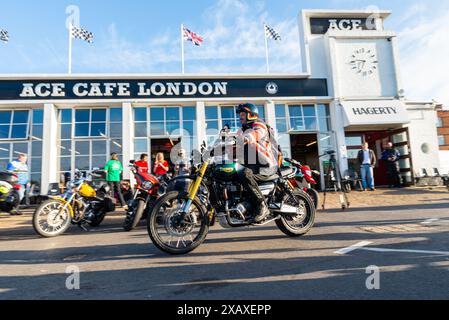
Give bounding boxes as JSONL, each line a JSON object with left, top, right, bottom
{"left": 147, "top": 191, "right": 209, "bottom": 255}
{"left": 276, "top": 189, "right": 316, "bottom": 237}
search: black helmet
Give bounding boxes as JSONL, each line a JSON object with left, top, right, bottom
{"left": 236, "top": 103, "right": 259, "bottom": 121}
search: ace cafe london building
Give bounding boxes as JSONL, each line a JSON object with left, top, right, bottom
{"left": 0, "top": 9, "right": 443, "bottom": 194}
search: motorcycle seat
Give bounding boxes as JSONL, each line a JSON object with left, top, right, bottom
{"left": 281, "top": 167, "right": 295, "bottom": 177}
{"left": 255, "top": 174, "right": 279, "bottom": 182}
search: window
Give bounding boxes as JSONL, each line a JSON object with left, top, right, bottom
{"left": 438, "top": 135, "right": 446, "bottom": 146}
{"left": 275, "top": 104, "right": 330, "bottom": 133}
{"left": 133, "top": 106, "right": 196, "bottom": 160}
{"left": 58, "top": 108, "right": 123, "bottom": 183}
{"left": 437, "top": 117, "right": 443, "bottom": 128}
{"left": 74, "top": 109, "right": 107, "bottom": 137}
{"left": 0, "top": 110, "right": 30, "bottom": 140}
{"left": 0, "top": 109, "right": 43, "bottom": 189}
{"left": 345, "top": 136, "right": 363, "bottom": 147}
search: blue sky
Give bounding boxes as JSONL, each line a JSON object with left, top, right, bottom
{"left": 1, "top": 0, "right": 449, "bottom": 104}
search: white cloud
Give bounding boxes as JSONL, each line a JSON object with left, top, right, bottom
{"left": 74, "top": 0, "right": 302, "bottom": 74}
{"left": 397, "top": 6, "right": 449, "bottom": 106}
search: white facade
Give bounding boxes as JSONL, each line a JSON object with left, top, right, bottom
{"left": 0, "top": 9, "right": 442, "bottom": 194}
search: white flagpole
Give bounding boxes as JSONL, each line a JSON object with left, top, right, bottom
{"left": 181, "top": 24, "right": 185, "bottom": 74}
{"left": 263, "top": 23, "right": 270, "bottom": 74}
{"left": 68, "top": 23, "right": 73, "bottom": 74}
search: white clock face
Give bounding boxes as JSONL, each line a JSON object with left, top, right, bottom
{"left": 349, "top": 48, "right": 378, "bottom": 77}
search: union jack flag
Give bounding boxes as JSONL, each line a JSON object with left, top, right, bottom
{"left": 183, "top": 26, "right": 204, "bottom": 46}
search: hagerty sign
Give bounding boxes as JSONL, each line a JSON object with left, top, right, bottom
{"left": 0, "top": 78, "right": 328, "bottom": 100}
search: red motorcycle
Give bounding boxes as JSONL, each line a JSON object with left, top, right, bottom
{"left": 284, "top": 158, "right": 320, "bottom": 208}
{"left": 123, "top": 161, "right": 170, "bottom": 231}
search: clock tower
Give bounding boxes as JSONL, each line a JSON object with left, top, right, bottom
{"left": 298, "top": 9, "right": 409, "bottom": 177}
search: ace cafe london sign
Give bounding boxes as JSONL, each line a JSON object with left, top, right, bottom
{"left": 0, "top": 78, "right": 329, "bottom": 100}
{"left": 310, "top": 18, "right": 377, "bottom": 34}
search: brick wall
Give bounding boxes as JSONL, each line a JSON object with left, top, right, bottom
{"left": 437, "top": 110, "right": 449, "bottom": 150}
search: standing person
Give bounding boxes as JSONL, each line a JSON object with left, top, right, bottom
{"left": 175, "top": 149, "right": 191, "bottom": 176}
{"left": 382, "top": 142, "right": 402, "bottom": 188}
{"left": 357, "top": 143, "right": 377, "bottom": 192}
{"left": 7, "top": 153, "right": 30, "bottom": 214}
{"left": 135, "top": 153, "right": 150, "bottom": 174}
{"left": 104, "top": 153, "right": 127, "bottom": 209}
{"left": 153, "top": 152, "right": 169, "bottom": 176}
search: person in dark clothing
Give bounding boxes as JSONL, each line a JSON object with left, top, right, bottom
{"left": 381, "top": 142, "right": 403, "bottom": 188}
{"left": 357, "top": 142, "right": 377, "bottom": 191}
{"left": 235, "top": 103, "right": 278, "bottom": 223}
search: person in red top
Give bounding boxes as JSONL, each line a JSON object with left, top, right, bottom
{"left": 135, "top": 154, "right": 149, "bottom": 174}
{"left": 153, "top": 152, "right": 169, "bottom": 176}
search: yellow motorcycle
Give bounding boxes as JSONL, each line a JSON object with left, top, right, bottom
{"left": 33, "top": 170, "right": 115, "bottom": 238}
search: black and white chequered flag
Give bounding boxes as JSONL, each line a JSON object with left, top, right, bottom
{"left": 0, "top": 29, "right": 9, "bottom": 43}
{"left": 71, "top": 26, "right": 94, "bottom": 44}
{"left": 264, "top": 24, "right": 281, "bottom": 41}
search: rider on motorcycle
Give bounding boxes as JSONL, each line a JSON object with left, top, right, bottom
{"left": 235, "top": 103, "right": 278, "bottom": 223}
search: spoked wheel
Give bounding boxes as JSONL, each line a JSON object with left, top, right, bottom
{"left": 276, "top": 189, "right": 316, "bottom": 237}
{"left": 33, "top": 200, "right": 72, "bottom": 238}
{"left": 147, "top": 191, "right": 209, "bottom": 255}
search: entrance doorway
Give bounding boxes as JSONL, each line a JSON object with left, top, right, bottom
{"left": 346, "top": 129, "right": 413, "bottom": 187}
{"left": 150, "top": 138, "right": 180, "bottom": 172}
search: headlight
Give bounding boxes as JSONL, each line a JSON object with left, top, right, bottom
{"left": 141, "top": 181, "right": 153, "bottom": 190}
{"left": 66, "top": 181, "right": 76, "bottom": 189}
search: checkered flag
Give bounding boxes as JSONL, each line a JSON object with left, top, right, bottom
{"left": 0, "top": 29, "right": 9, "bottom": 43}
{"left": 264, "top": 24, "right": 281, "bottom": 41}
{"left": 71, "top": 26, "right": 94, "bottom": 44}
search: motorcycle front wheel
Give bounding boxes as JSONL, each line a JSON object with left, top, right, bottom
{"left": 123, "top": 199, "right": 146, "bottom": 232}
{"left": 33, "top": 200, "right": 72, "bottom": 238}
{"left": 276, "top": 189, "right": 316, "bottom": 237}
{"left": 147, "top": 191, "right": 209, "bottom": 255}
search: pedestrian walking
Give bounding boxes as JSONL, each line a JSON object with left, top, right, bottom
{"left": 104, "top": 153, "right": 127, "bottom": 209}
{"left": 357, "top": 142, "right": 377, "bottom": 191}
{"left": 382, "top": 142, "right": 403, "bottom": 188}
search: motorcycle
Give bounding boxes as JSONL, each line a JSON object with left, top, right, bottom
{"left": 283, "top": 158, "right": 320, "bottom": 208}
{"left": 147, "top": 138, "right": 316, "bottom": 255}
{"left": 0, "top": 171, "right": 21, "bottom": 213}
{"left": 123, "top": 161, "right": 170, "bottom": 231}
{"left": 32, "top": 169, "right": 116, "bottom": 238}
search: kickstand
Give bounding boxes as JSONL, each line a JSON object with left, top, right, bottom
{"left": 78, "top": 223, "right": 89, "bottom": 232}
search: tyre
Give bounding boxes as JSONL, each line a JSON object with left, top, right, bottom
{"left": 33, "top": 199, "right": 72, "bottom": 238}
{"left": 147, "top": 191, "right": 209, "bottom": 255}
{"left": 123, "top": 199, "right": 146, "bottom": 232}
{"left": 276, "top": 189, "right": 316, "bottom": 237}
{"left": 306, "top": 188, "right": 319, "bottom": 209}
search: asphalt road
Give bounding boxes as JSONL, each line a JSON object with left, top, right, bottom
{"left": 1, "top": 201, "right": 449, "bottom": 300}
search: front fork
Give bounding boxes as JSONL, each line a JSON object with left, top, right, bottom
{"left": 182, "top": 160, "right": 209, "bottom": 213}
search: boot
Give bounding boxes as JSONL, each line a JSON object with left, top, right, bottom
{"left": 254, "top": 202, "right": 270, "bottom": 223}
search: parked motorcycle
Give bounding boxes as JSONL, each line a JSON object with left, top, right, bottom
{"left": 32, "top": 170, "right": 116, "bottom": 238}
{"left": 283, "top": 158, "right": 320, "bottom": 208}
{"left": 123, "top": 161, "right": 170, "bottom": 231}
{"left": 0, "top": 171, "right": 21, "bottom": 213}
{"left": 147, "top": 138, "right": 316, "bottom": 255}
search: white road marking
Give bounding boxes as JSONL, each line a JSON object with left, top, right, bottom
{"left": 422, "top": 218, "right": 440, "bottom": 225}
{"left": 334, "top": 241, "right": 373, "bottom": 255}
{"left": 361, "top": 247, "right": 449, "bottom": 256}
